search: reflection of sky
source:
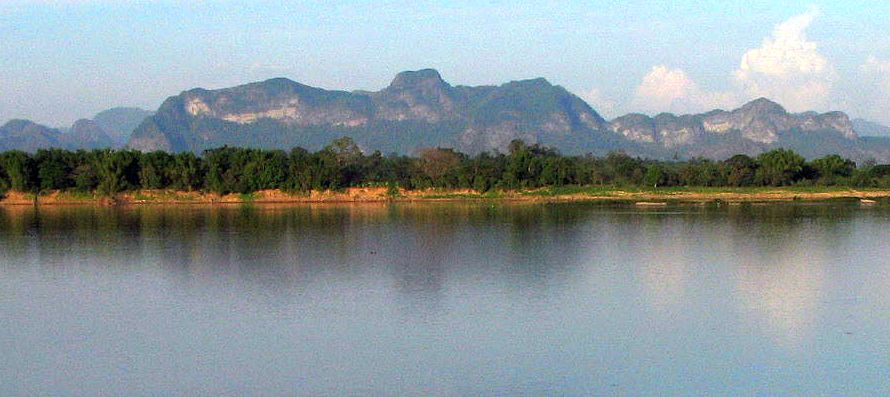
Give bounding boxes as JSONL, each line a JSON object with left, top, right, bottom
{"left": 735, "top": 234, "right": 827, "bottom": 348}
{"left": 635, "top": 221, "right": 694, "bottom": 313}
{"left": 2, "top": 204, "right": 890, "bottom": 395}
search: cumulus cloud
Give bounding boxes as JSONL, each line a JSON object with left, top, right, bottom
{"left": 861, "top": 56, "right": 890, "bottom": 91}
{"left": 734, "top": 6, "right": 834, "bottom": 111}
{"left": 578, "top": 88, "right": 618, "bottom": 118}
{"left": 857, "top": 56, "right": 890, "bottom": 124}
{"left": 632, "top": 65, "right": 737, "bottom": 114}
{"left": 628, "top": 6, "right": 840, "bottom": 115}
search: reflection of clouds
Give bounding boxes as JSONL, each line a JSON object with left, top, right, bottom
{"left": 575, "top": 211, "right": 701, "bottom": 321}
{"left": 735, "top": 230, "right": 826, "bottom": 348}
{"left": 640, "top": 247, "right": 688, "bottom": 313}
{"left": 611, "top": 214, "right": 694, "bottom": 314}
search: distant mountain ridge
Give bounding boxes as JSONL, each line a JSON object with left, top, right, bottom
{"left": 66, "top": 119, "right": 114, "bottom": 149}
{"left": 127, "top": 69, "right": 888, "bottom": 161}
{"left": 853, "top": 118, "right": 890, "bottom": 138}
{"left": 0, "top": 107, "right": 153, "bottom": 151}
{"left": 93, "top": 107, "right": 155, "bottom": 147}
{"left": 129, "top": 69, "right": 609, "bottom": 155}
{"left": 4, "top": 69, "right": 889, "bottom": 161}
{"left": 610, "top": 98, "right": 855, "bottom": 146}
{"left": 0, "top": 119, "right": 64, "bottom": 152}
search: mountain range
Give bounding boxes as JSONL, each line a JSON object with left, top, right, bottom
{"left": 853, "top": 118, "right": 890, "bottom": 138}
{"left": 5, "top": 69, "right": 890, "bottom": 161}
{"left": 0, "top": 107, "right": 153, "bottom": 152}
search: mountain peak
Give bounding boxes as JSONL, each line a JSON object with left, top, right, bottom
{"left": 2, "top": 119, "right": 39, "bottom": 130}
{"left": 739, "top": 97, "right": 786, "bottom": 115}
{"left": 66, "top": 119, "right": 113, "bottom": 149}
{"left": 71, "top": 118, "right": 99, "bottom": 130}
{"left": 92, "top": 107, "right": 154, "bottom": 146}
{"left": 387, "top": 69, "right": 448, "bottom": 90}
{"left": 0, "top": 119, "right": 62, "bottom": 151}
{"left": 259, "top": 77, "right": 300, "bottom": 86}
{"left": 522, "top": 77, "right": 552, "bottom": 85}
{"left": 502, "top": 77, "right": 553, "bottom": 89}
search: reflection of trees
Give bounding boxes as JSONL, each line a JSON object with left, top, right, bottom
{"left": 0, "top": 206, "right": 38, "bottom": 262}
{"left": 4, "top": 201, "right": 863, "bottom": 341}
{"left": 380, "top": 203, "right": 594, "bottom": 313}
{"left": 0, "top": 203, "right": 597, "bottom": 302}
{"left": 1, "top": 206, "right": 143, "bottom": 270}
{"left": 500, "top": 204, "right": 592, "bottom": 290}
{"left": 137, "top": 206, "right": 207, "bottom": 281}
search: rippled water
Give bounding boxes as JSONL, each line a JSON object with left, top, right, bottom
{"left": 1, "top": 202, "right": 889, "bottom": 396}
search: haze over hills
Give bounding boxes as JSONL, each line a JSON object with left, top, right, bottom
{"left": 853, "top": 118, "right": 890, "bottom": 138}
{"left": 5, "top": 69, "right": 890, "bottom": 161}
{"left": 92, "top": 107, "right": 155, "bottom": 147}
{"left": 0, "top": 107, "right": 154, "bottom": 151}
{"left": 0, "top": 120, "right": 65, "bottom": 153}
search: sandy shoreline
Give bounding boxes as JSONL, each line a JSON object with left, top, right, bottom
{"left": 2, "top": 187, "right": 890, "bottom": 206}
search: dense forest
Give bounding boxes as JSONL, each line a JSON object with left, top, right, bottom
{"left": 1, "top": 137, "right": 890, "bottom": 197}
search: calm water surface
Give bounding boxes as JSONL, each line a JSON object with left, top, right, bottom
{"left": 1, "top": 202, "right": 889, "bottom": 396}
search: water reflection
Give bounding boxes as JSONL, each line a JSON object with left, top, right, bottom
{"left": 724, "top": 205, "right": 852, "bottom": 347}
{"left": 1, "top": 202, "right": 889, "bottom": 396}
{"left": 0, "top": 203, "right": 866, "bottom": 329}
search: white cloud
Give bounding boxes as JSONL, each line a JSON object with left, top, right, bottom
{"left": 628, "top": 7, "right": 841, "bottom": 115}
{"left": 632, "top": 65, "right": 737, "bottom": 114}
{"left": 861, "top": 56, "right": 890, "bottom": 92}
{"left": 578, "top": 88, "right": 618, "bottom": 118}
{"left": 734, "top": 5, "right": 834, "bottom": 111}
{"left": 857, "top": 56, "right": 890, "bottom": 124}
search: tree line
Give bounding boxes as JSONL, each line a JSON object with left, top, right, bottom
{"left": 2, "top": 137, "right": 890, "bottom": 196}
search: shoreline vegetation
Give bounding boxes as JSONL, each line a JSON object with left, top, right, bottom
{"left": 5, "top": 138, "right": 890, "bottom": 206}
{"left": 3, "top": 186, "right": 890, "bottom": 206}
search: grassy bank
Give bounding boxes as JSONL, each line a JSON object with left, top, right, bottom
{"left": 2, "top": 185, "right": 890, "bottom": 206}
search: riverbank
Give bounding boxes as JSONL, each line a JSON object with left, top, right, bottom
{"left": 3, "top": 186, "right": 890, "bottom": 205}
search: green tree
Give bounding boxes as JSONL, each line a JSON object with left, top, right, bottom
{"left": 35, "top": 149, "right": 74, "bottom": 191}
{"left": 139, "top": 151, "right": 173, "bottom": 189}
{"left": 504, "top": 139, "right": 531, "bottom": 189}
{"left": 0, "top": 151, "right": 35, "bottom": 192}
{"left": 284, "top": 148, "right": 313, "bottom": 192}
{"left": 724, "top": 154, "right": 757, "bottom": 187}
{"left": 203, "top": 147, "right": 232, "bottom": 194}
{"left": 755, "top": 149, "right": 805, "bottom": 186}
{"left": 810, "top": 155, "right": 855, "bottom": 185}
{"left": 170, "top": 152, "right": 203, "bottom": 191}
{"left": 96, "top": 150, "right": 139, "bottom": 195}
{"left": 643, "top": 164, "right": 665, "bottom": 188}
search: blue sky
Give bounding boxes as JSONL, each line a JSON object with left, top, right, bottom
{"left": 2, "top": 0, "right": 890, "bottom": 126}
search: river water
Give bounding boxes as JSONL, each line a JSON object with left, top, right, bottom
{"left": 0, "top": 203, "right": 888, "bottom": 396}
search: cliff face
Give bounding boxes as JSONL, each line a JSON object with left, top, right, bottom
{"left": 2, "top": 71, "right": 874, "bottom": 159}
{"left": 129, "top": 69, "right": 607, "bottom": 154}
{"left": 371, "top": 69, "right": 461, "bottom": 123}
{"left": 609, "top": 98, "right": 857, "bottom": 148}
{"left": 129, "top": 70, "right": 865, "bottom": 158}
